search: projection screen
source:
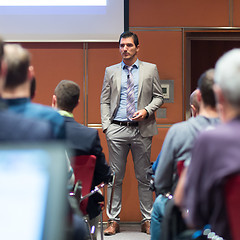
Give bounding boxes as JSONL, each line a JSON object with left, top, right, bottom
{"left": 0, "top": 0, "right": 125, "bottom": 42}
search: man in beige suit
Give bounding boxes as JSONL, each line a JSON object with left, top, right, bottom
{"left": 101, "top": 31, "right": 163, "bottom": 235}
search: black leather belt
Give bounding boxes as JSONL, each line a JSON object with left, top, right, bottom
{"left": 112, "top": 120, "right": 138, "bottom": 127}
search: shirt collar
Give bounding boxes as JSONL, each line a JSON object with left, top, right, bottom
{"left": 122, "top": 59, "right": 139, "bottom": 70}
{"left": 3, "top": 98, "right": 30, "bottom": 106}
{"left": 58, "top": 110, "right": 74, "bottom": 118}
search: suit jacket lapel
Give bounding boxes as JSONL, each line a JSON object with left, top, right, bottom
{"left": 116, "top": 63, "right": 122, "bottom": 94}
{"left": 138, "top": 60, "right": 144, "bottom": 98}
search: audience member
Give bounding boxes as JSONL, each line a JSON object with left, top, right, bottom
{"left": 0, "top": 39, "right": 53, "bottom": 141}
{"left": 149, "top": 88, "right": 200, "bottom": 192}
{"left": 183, "top": 48, "right": 240, "bottom": 240}
{"left": 151, "top": 69, "right": 219, "bottom": 240}
{"left": 100, "top": 31, "right": 163, "bottom": 235}
{"left": 2, "top": 43, "right": 65, "bottom": 140}
{"left": 1, "top": 43, "right": 77, "bottom": 186}
{"left": 52, "top": 79, "right": 112, "bottom": 240}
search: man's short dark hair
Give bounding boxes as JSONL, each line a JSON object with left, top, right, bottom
{"left": 54, "top": 80, "right": 80, "bottom": 112}
{"left": 198, "top": 69, "right": 216, "bottom": 108}
{"left": 119, "top": 31, "right": 139, "bottom": 47}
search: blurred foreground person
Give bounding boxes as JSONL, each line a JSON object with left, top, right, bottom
{"left": 151, "top": 69, "right": 219, "bottom": 240}
{"left": 0, "top": 40, "right": 53, "bottom": 141}
{"left": 183, "top": 49, "right": 240, "bottom": 240}
{"left": 2, "top": 43, "right": 65, "bottom": 140}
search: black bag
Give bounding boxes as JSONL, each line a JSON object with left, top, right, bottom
{"left": 161, "top": 198, "right": 213, "bottom": 240}
{"left": 161, "top": 198, "right": 188, "bottom": 240}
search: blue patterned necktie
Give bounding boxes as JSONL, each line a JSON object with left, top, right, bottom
{"left": 126, "top": 66, "right": 135, "bottom": 120}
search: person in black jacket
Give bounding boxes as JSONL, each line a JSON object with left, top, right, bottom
{"left": 52, "top": 79, "right": 112, "bottom": 239}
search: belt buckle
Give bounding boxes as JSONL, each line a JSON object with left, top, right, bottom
{"left": 127, "top": 122, "right": 130, "bottom": 127}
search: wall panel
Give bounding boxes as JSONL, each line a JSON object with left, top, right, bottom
{"left": 233, "top": 0, "right": 240, "bottom": 26}
{"left": 129, "top": 0, "right": 229, "bottom": 27}
{"left": 23, "top": 43, "right": 84, "bottom": 123}
{"left": 133, "top": 30, "right": 183, "bottom": 124}
{"left": 87, "top": 42, "right": 120, "bottom": 124}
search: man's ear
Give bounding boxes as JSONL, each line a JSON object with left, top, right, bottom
{"left": 136, "top": 44, "right": 140, "bottom": 53}
{"left": 27, "top": 65, "right": 34, "bottom": 82}
{"left": 76, "top": 99, "right": 80, "bottom": 107}
{"left": 196, "top": 89, "right": 202, "bottom": 103}
{"left": 52, "top": 94, "right": 57, "bottom": 108}
{"left": 190, "top": 104, "right": 197, "bottom": 117}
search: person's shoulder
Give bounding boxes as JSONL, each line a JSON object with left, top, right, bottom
{"left": 189, "top": 116, "right": 220, "bottom": 132}
{"left": 169, "top": 119, "right": 189, "bottom": 132}
{"left": 81, "top": 124, "right": 98, "bottom": 135}
{"left": 187, "top": 116, "right": 200, "bottom": 124}
{"left": 29, "top": 103, "right": 64, "bottom": 120}
{"left": 167, "top": 118, "right": 202, "bottom": 140}
{"left": 30, "top": 102, "right": 59, "bottom": 114}
{"left": 66, "top": 118, "right": 98, "bottom": 134}
{"left": 139, "top": 60, "right": 157, "bottom": 68}
{"left": 201, "top": 119, "right": 239, "bottom": 140}
{"left": 0, "top": 110, "right": 52, "bottom": 140}
{"left": 24, "top": 117, "right": 53, "bottom": 140}
{"left": 185, "top": 115, "right": 207, "bottom": 127}
{"left": 194, "top": 122, "right": 228, "bottom": 149}
{"left": 106, "top": 62, "right": 121, "bottom": 71}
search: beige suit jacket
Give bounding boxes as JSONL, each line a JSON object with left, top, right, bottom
{"left": 100, "top": 60, "right": 163, "bottom": 137}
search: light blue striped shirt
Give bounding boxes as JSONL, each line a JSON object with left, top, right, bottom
{"left": 114, "top": 59, "right": 139, "bottom": 121}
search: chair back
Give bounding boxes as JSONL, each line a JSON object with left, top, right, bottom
{"left": 71, "top": 155, "right": 96, "bottom": 215}
{"left": 177, "top": 160, "right": 185, "bottom": 177}
{"left": 224, "top": 174, "right": 240, "bottom": 240}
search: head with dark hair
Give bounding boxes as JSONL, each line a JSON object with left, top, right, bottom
{"left": 4, "top": 44, "right": 31, "bottom": 89}
{"left": 197, "top": 69, "right": 216, "bottom": 108}
{"left": 119, "top": 31, "right": 140, "bottom": 66}
{"left": 54, "top": 80, "right": 80, "bottom": 112}
{"left": 119, "top": 31, "right": 139, "bottom": 47}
